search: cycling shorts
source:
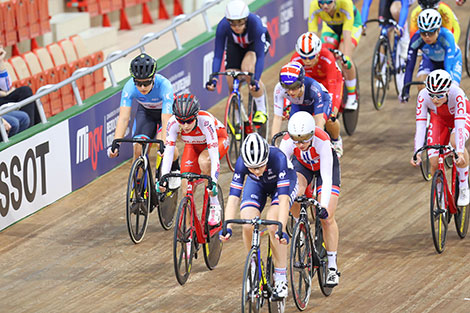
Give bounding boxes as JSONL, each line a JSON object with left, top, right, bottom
{"left": 133, "top": 105, "right": 162, "bottom": 138}
{"left": 225, "top": 31, "right": 271, "bottom": 70}
{"left": 417, "top": 53, "right": 462, "bottom": 85}
{"left": 315, "top": 74, "right": 344, "bottom": 114}
{"left": 427, "top": 112, "right": 470, "bottom": 158}
{"left": 321, "top": 8, "right": 362, "bottom": 49}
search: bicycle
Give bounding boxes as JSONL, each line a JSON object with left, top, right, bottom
{"left": 465, "top": 19, "right": 470, "bottom": 78}
{"left": 366, "top": 18, "right": 407, "bottom": 110}
{"left": 209, "top": 71, "right": 269, "bottom": 171}
{"left": 222, "top": 217, "right": 286, "bottom": 313}
{"left": 413, "top": 144, "right": 470, "bottom": 253}
{"left": 290, "top": 193, "right": 334, "bottom": 311}
{"left": 160, "top": 172, "right": 224, "bottom": 285}
{"left": 112, "top": 137, "right": 178, "bottom": 244}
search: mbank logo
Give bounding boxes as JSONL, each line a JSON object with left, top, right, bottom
{"left": 76, "top": 125, "right": 104, "bottom": 170}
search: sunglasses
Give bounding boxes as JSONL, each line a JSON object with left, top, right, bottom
{"left": 228, "top": 19, "right": 246, "bottom": 27}
{"left": 134, "top": 79, "right": 153, "bottom": 87}
{"left": 420, "top": 30, "right": 438, "bottom": 37}
{"left": 281, "top": 81, "right": 303, "bottom": 90}
{"left": 300, "top": 54, "right": 317, "bottom": 60}
{"left": 318, "top": 0, "right": 334, "bottom": 5}
{"left": 176, "top": 117, "right": 196, "bottom": 125}
{"left": 428, "top": 92, "right": 446, "bottom": 99}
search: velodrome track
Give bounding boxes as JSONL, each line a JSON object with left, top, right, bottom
{"left": 2, "top": 5, "right": 470, "bottom": 313}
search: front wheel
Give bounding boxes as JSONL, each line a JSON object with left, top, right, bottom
{"left": 157, "top": 189, "right": 178, "bottom": 230}
{"left": 430, "top": 170, "right": 448, "bottom": 253}
{"left": 126, "top": 157, "right": 151, "bottom": 244}
{"left": 371, "top": 38, "right": 390, "bottom": 110}
{"left": 225, "top": 93, "right": 244, "bottom": 172}
{"left": 203, "top": 185, "right": 225, "bottom": 270}
{"left": 242, "top": 248, "right": 261, "bottom": 313}
{"left": 173, "top": 197, "right": 194, "bottom": 285}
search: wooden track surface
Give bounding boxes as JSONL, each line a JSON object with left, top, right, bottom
{"left": 2, "top": 3, "right": 470, "bottom": 312}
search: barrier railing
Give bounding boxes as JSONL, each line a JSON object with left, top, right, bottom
{"left": 0, "top": 0, "right": 221, "bottom": 142}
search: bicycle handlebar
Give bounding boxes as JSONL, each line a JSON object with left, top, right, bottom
{"left": 328, "top": 48, "right": 348, "bottom": 66}
{"left": 222, "top": 217, "right": 283, "bottom": 240}
{"left": 294, "top": 195, "right": 320, "bottom": 207}
{"left": 209, "top": 71, "right": 254, "bottom": 82}
{"left": 159, "top": 172, "right": 214, "bottom": 188}
{"left": 413, "top": 144, "right": 459, "bottom": 162}
{"left": 401, "top": 81, "right": 425, "bottom": 97}
{"left": 271, "top": 130, "right": 288, "bottom": 146}
{"left": 112, "top": 138, "right": 165, "bottom": 154}
{"left": 365, "top": 18, "right": 397, "bottom": 27}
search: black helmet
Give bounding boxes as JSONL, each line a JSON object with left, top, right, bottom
{"left": 173, "top": 94, "right": 200, "bottom": 122}
{"left": 417, "top": 0, "right": 440, "bottom": 9}
{"left": 129, "top": 53, "right": 157, "bottom": 79}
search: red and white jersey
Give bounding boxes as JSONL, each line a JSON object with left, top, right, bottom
{"left": 279, "top": 127, "right": 334, "bottom": 208}
{"left": 414, "top": 85, "right": 470, "bottom": 153}
{"left": 162, "top": 111, "right": 225, "bottom": 183}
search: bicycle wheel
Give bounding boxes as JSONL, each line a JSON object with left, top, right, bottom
{"left": 126, "top": 158, "right": 151, "bottom": 244}
{"left": 203, "top": 185, "right": 224, "bottom": 270}
{"left": 342, "top": 64, "right": 360, "bottom": 135}
{"left": 289, "top": 220, "right": 312, "bottom": 311}
{"left": 419, "top": 147, "right": 432, "bottom": 181}
{"left": 266, "top": 238, "right": 286, "bottom": 313}
{"left": 465, "top": 19, "right": 470, "bottom": 78}
{"left": 286, "top": 213, "right": 294, "bottom": 238}
{"left": 454, "top": 176, "right": 470, "bottom": 238}
{"left": 242, "top": 248, "right": 261, "bottom": 313}
{"left": 225, "top": 93, "right": 244, "bottom": 172}
{"left": 173, "top": 196, "right": 194, "bottom": 285}
{"left": 157, "top": 189, "right": 178, "bottom": 230}
{"left": 430, "top": 170, "right": 448, "bottom": 253}
{"left": 371, "top": 38, "right": 389, "bottom": 110}
{"left": 250, "top": 85, "right": 270, "bottom": 140}
{"left": 315, "top": 223, "right": 333, "bottom": 296}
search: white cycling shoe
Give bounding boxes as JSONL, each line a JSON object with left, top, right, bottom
{"left": 457, "top": 186, "right": 470, "bottom": 206}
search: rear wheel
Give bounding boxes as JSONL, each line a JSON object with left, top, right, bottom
{"left": 455, "top": 176, "right": 470, "bottom": 239}
{"left": 290, "top": 220, "right": 312, "bottom": 311}
{"left": 157, "top": 189, "right": 178, "bottom": 230}
{"left": 465, "top": 19, "right": 470, "bottom": 78}
{"left": 342, "top": 64, "right": 360, "bottom": 135}
{"left": 173, "top": 197, "right": 194, "bottom": 285}
{"left": 315, "top": 223, "right": 333, "bottom": 296}
{"left": 126, "top": 158, "right": 150, "bottom": 244}
{"left": 371, "top": 38, "right": 390, "bottom": 110}
{"left": 242, "top": 248, "right": 260, "bottom": 313}
{"left": 419, "top": 133, "right": 432, "bottom": 181}
{"left": 430, "top": 170, "right": 448, "bottom": 253}
{"left": 203, "top": 185, "right": 224, "bottom": 270}
{"left": 251, "top": 84, "right": 270, "bottom": 140}
{"left": 225, "top": 93, "right": 244, "bottom": 172}
{"left": 267, "top": 239, "right": 286, "bottom": 313}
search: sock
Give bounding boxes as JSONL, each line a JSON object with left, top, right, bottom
{"left": 171, "top": 157, "right": 180, "bottom": 171}
{"left": 457, "top": 166, "right": 469, "bottom": 188}
{"left": 254, "top": 95, "right": 266, "bottom": 114}
{"left": 327, "top": 251, "right": 337, "bottom": 270}
{"left": 210, "top": 195, "right": 220, "bottom": 207}
{"left": 345, "top": 79, "right": 356, "bottom": 98}
{"left": 274, "top": 267, "right": 287, "bottom": 282}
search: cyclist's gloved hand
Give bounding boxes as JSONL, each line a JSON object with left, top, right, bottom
{"left": 318, "top": 207, "right": 329, "bottom": 219}
{"left": 341, "top": 55, "right": 352, "bottom": 70}
{"left": 208, "top": 181, "right": 218, "bottom": 196}
{"left": 205, "top": 79, "right": 217, "bottom": 90}
{"left": 395, "top": 25, "right": 404, "bottom": 38}
{"left": 275, "top": 231, "right": 290, "bottom": 245}
{"left": 219, "top": 228, "right": 232, "bottom": 241}
{"left": 250, "top": 80, "right": 260, "bottom": 91}
{"left": 107, "top": 142, "right": 120, "bottom": 158}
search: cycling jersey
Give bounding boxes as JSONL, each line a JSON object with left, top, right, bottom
{"left": 403, "top": 28, "right": 461, "bottom": 96}
{"left": 120, "top": 74, "right": 173, "bottom": 112}
{"left": 212, "top": 13, "right": 269, "bottom": 82}
{"left": 414, "top": 85, "right": 470, "bottom": 155}
{"left": 290, "top": 47, "right": 343, "bottom": 112}
{"left": 279, "top": 128, "right": 339, "bottom": 208}
{"left": 229, "top": 147, "right": 297, "bottom": 211}
{"left": 273, "top": 76, "right": 332, "bottom": 121}
{"left": 162, "top": 111, "right": 228, "bottom": 184}
{"left": 361, "top": 0, "right": 410, "bottom": 29}
{"left": 409, "top": 3, "right": 460, "bottom": 42}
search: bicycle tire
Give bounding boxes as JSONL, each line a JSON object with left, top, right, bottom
{"left": 242, "top": 248, "right": 261, "bottom": 313}
{"left": 454, "top": 176, "right": 470, "bottom": 239}
{"left": 173, "top": 196, "right": 194, "bottom": 285}
{"left": 203, "top": 185, "right": 224, "bottom": 270}
{"left": 371, "top": 38, "right": 389, "bottom": 110}
{"left": 286, "top": 213, "right": 294, "bottom": 238}
{"left": 419, "top": 146, "right": 432, "bottom": 181}
{"left": 430, "top": 170, "right": 448, "bottom": 253}
{"left": 289, "top": 220, "right": 313, "bottom": 311}
{"left": 315, "top": 223, "right": 333, "bottom": 296}
{"left": 342, "top": 64, "right": 360, "bottom": 135}
{"left": 465, "top": 19, "right": 470, "bottom": 78}
{"left": 225, "top": 93, "right": 244, "bottom": 172}
{"left": 126, "top": 158, "right": 151, "bottom": 244}
{"left": 157, "top": 189, "right": 178, "bottom": 230}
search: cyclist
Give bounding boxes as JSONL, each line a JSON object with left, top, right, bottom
{"left": 206, "top": 0, "right": 270, "bottom": 126}
{"left": 279, "top": 111, "right": 341, "bottom": 287}
{"left": 219, "top": 133, "right": 298, "bottom": 299}
{"left": 410, "top": 70, "right": 470, "bottom": 206}
{"left": 290, "top": 32, "right": 343, "bottom": 157}
{"left": 108, "top": 53, "right": 180, "bottom": 186}
{"left": 160, "top": 94, "right": 229, "bottom": 226}
{"left": 410, "top": 0, "right": 460, "bottom": 42}
{"left": 401, "top": 9, "right": 462, "bottom": 102}
{"left": 271, "top": 62, "right": 335, "bottom": 153}
{"left": 308, "top": 0, "right": 362, "bottom": 110}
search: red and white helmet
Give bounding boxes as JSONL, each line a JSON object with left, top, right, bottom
{"left": 225, "top": 0, "right": 249, "bottom": 20}
{"left": 295, "top": 32, "right": 322, "bottom": 59}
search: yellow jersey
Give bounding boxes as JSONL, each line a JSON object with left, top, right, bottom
{"left": 308, "top": 0, "right": 357, "bottom": 33}
{"left": 409, "top": 3, "right": 460, "bottom": 42}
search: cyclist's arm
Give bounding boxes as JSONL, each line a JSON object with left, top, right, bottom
{"left": 224, "top": 195, "right": 241, "bottom": 231}
{"left": 403, "top": 34, "right": 421, "bottom": 96}
{"left": 278, "top": 137, "right": 295, "bottom": 160}
{"left": 397, "top": 0, "right": 409, "bottom": 28}
{"left": 271, "top": 83, "right": 285, "bottom": 138}
{"left": 361, "top": 0, "right": 373, "bottom": 25}
{"left": 211, "top": 20, "right": 228, "bottom": 75}
{"left": 452, "top": 88, "right": 468, "bottom": 153}
{"left": 308, "top": 2, "right": 321, "bottom": 33}
{"left": 113, "top": 106, "right": 132, "bottom": 140}
{"left": 316, "top": 134, "right": 334, "bottom": 208}
{"left": 161, "top": 117, "right": 179, "bottom": 177}
{"left": 251, "top": 18, "right": 268, "bottom": 82}
{"left": 441, "top": 30, "right": 457, "bottom": 73}
{"left": 414, "top": 91, "right": 428, "bottom": 152}
{"left": 312, "top": 83, "right": 329, "bottom": 127}
{"left": 200, "top": 118, "right": 220, "bottom": 184}
{"left": 159, "top": 79, "right": 174, "bottom": 142}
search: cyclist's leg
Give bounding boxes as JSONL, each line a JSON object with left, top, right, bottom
{"left": 289, "top": 157, "right": 311, "bottom": 219}
{"left": 180, "top": 144, "right": 202, "bottom": 193}
{"left": 225, "top": 41, "right": 245, "bottom": 93}
{"left": 132, "top": 105, "right": 158, "bottom": 160}
{"left": 450, "top": 126, "right": 470, "bottom": 205}
{"left": 241, "top": 51, "right": 267, "bottom": 123}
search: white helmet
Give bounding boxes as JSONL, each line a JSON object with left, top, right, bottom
{"left": 417, "top": 9, "right": 442, "bottom": 32}
{"left": 288, "top": 111, "right": 315, "bottom": 142}
{"left": 225, "top": 0, "right": 249, "bottom": 20}
{"left": 241, "top": 133, "right": 269, "bottom": 168}
{"left": 425, "top": 69, "right": 452, "bottom": 94}
{"left": 295, "top": 32, "right": 322, "bottom": 59}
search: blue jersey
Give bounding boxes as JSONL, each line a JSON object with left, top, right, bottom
{"left": 361, "top": 0, "right": 409, "bottom": 28}
{"left": 404, "top": 28, "right": 461, "bottom": 95}
{"left": 290, "top": 77, "right": 332, "bottom": 118}
{"left": 120, "top": 74, "right": 174, "bottom": 113}
{"left": 212, "top": 13, "right": 268, "bottom": 81}
{"left": 229, "top": 147, "right": 296, "bottom": 198}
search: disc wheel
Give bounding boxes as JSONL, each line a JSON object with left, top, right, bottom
{"left": 371, "top": 38, "right": 390, "bottom": 110}
{"left": 242, "top": 248, "right": 261, "bottom": 313}
{"left": 315, "top": 224, "right": 333, "bottom": 296}
{"left": 342, "top": 64, "right": 360, "bottom": 135}
{"left": 420, "top": 147, "right": 432, "bottom": 181}
{"left": 225, "top": 93, "right": 244, "bottom": 172}
{"left": 430, "top": 170, "right": 448, "bottom": 253}
{"left": 290, "top": 221, "right": 313, "bottom": 311}
{"left": 203, "top": 185, "right": 225, "bottom": 270}
{"left": 173, "top": 197, "right": 194, "bottom": 285}
{"left": 126, "top": 158, "right": 151, "bottom": 244}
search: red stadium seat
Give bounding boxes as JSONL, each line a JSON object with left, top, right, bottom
{"left": 2, "top": 1, "right": 18, "bottom": 47}
{"left": 98, "top": 0, "right": 111, "bottom": 14}
{"left": 22, "top": 52, "right": 53, "bottom": 117}
{"left": 14, "top": 0, "right": 30, "bottom": 42}
{"left": 69, "top": 35, "right": 97, "bottom": 99}
{"left": 47, "top": 43, "right": 75, "bottom": 110}
{"left": 26, "top": 0, "right": 41, "bottom": 38}
{"left": 38, "top": 0, "right": 51, "bottom": 34}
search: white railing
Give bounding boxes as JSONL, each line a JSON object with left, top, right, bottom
{"left": 0, "top": 0, "right": 221, "bottom": 142}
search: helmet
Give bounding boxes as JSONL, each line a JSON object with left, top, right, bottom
{"left": 417, "top": 9, "right": 442, "bottom": 32}
{"left": 279, "top": 62, "right": 305, "bottom": 90}
{"left": 288, "top": 112, "right": 315, "bottom": 142}
{"left": 425, "top": 69, "right": 452, "bottom": 94}
{"left": 225, "top": 0, "right": 249, "bottom": 20}
{"left": 241, "top": 133, "right": 269, "bottom": 168}
{"left": 173, "top": 93, "right": 200, "bottom": 122}
{"left": 295, "top": 32, "right": 322, "bottom": 59}
{"left": 417, "top": 0, "right": 440, "bottom": 9}
{"left": 130, "top": 53, "right": 157, "bottom": 79}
